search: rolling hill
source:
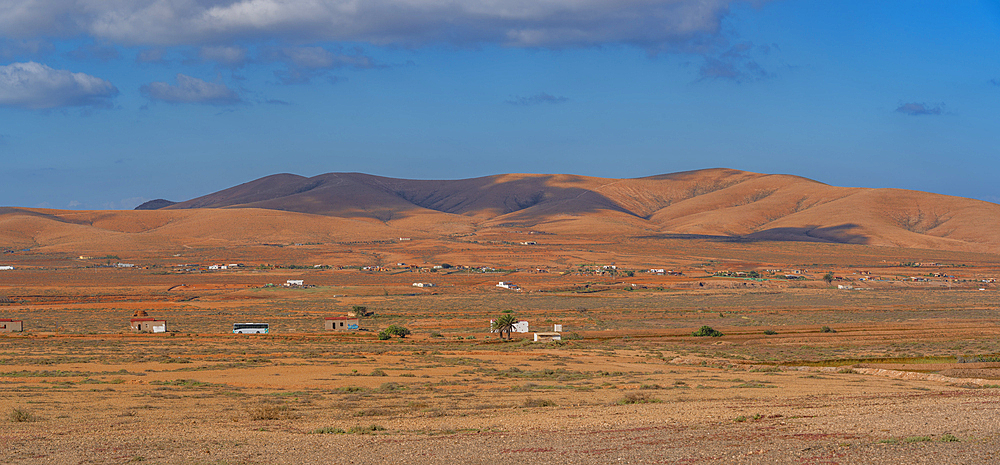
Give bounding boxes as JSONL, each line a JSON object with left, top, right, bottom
{"left": 144, "top": 169, "right": 1000, "bottom": 251}
{"left": 3, "top": 169, "right": 1000, "bottom": 255}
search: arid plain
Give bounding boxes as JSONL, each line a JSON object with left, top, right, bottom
{"left": 3, "top": 170, "right": 1000, "bottom": 463}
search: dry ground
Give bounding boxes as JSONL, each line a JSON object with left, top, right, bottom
{"left": 3, "top": 239, "right": 1000, "bottom": 463}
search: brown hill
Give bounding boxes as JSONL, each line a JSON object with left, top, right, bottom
{"left": 151, "top": 169, "right": 1000, "bottom": 251}
{"left": 4, "top": 169, "right": 1000, "bottom": 255}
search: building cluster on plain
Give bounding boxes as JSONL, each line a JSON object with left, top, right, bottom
{"left": 496, "top": 281, "right": 520, "bottom": 290}
{"left": 208, "top": 264, "right": 240, "bottom": 270}
{"left": 412, "top": 282, "right": 434, "bottom": 288}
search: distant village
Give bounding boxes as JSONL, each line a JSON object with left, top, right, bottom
{"left": 2, "top": 247, "right": 997, "bottom": 338}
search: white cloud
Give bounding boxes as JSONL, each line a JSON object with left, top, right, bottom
{"left": 0, "top": 62, "right": 118, "bottom": 109}
{"left": 0, "top": 0, "right": 751, "bottom": 49}
{"left": 261, "top": 46, "right": 376, "bottom": 83}
{"left": 200, "top": 45, "right": 248, "bottom": 67}
{"left": 140, "top": 73, "right": 242, "bottom": 105}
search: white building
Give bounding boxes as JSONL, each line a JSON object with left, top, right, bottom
{"left": 412, "top": 282, "right": 434, "bottom": 287}
{"left": 534, "top": 332, "right": 561, "bottom": 342}
{"left": 489, "top": 320, "right": 530, "bottom": 333}
{"left": 286, "top": 279, "right": 304, "bottom": 286}
{"left": 496, "top": 281, "right": 520, "bottom": 290}
{"left": 0, "top": 266, "right": 13, "bottom": 271}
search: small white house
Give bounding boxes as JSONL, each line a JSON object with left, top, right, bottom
{"left": 209, "top": 265, "right": 228, "bottom": 270}
{"left": 553, "top": 324, "right": 563, "bottom": 332}
{"left": 412, "top": 282, "right": 434, "bottom": 288}
{"left": 115, "top": 263, "right": 135, "bottom": 268}
{"left": 496, "top": 282, "right": 520, "bottom": 290}
{"left": 0, "top": 266, "right": 13, "bottom": 271}
{"left": 286, "top": 279, "right": 304, "bottom": 286}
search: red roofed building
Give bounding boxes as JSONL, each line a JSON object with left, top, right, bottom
{"left": 0, "top": 318, "right": 22, "bottom": 332}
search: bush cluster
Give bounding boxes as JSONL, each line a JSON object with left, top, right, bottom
{"left": 378, "top": 325, "right": 410, "bottom": 340}
{"left": 692, "top": 326, "right": 723, "bottom": 337}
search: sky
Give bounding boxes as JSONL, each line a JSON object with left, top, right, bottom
{"left": 1, "top": 0, "right": 999, "bottom": 210}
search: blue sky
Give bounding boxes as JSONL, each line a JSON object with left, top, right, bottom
{"left": 1, "top": 0, "right": 998, "bottom": 209}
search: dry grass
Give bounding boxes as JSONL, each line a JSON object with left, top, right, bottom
{"left": 9, "top": 407, "right": 36, "bottom": 422}
{"left": 248, "top": 401, "right": 297, "bottom": 421}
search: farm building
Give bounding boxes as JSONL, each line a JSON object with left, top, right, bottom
{"left": 285, "top": 279, "right": 304, "bottom": 286}
{"left": 489, "top": 320, "right": 530, "bottom": 334}
{"left": 533, "top": 332, "right": 561, "bottom": 342}
{"left": 0, "top": 266, "right": 14, "bottom": 271}
{"left": 412, "top": 282, "right": 434, "bottom": 287}
{"left": 0, "top": 319, "right": 23, "bottom": 332}
{"left": 325, "top": 317, "right": 359, "bottom": 331}
{"left": 130, "top": 318, "right": 167, "bottom": 333}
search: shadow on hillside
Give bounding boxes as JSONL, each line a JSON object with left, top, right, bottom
{"left": 393, "top": 174, "right": 638, "bottom": 218}
{"left": 0, "top": 207, "right": 92, "bottom": 226}
{"left": 639, "top": 224, "right": 870, "bottom": 245}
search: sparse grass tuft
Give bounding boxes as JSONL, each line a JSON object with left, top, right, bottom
{"left": 248, "top": 401, "right": 297, "bottom": 421}
{"left": 615, "top": 392, "right": 661, "bottom": 405}
{"left": 348, "top": 424, "right": 386, "bottom": 434}
{"left": 763, "top": 329, "right": 778, "bottom": 335}
{"left": 310, "top": 427, "right": 345, "bottom": 434}
{"left": 9, "top": 407, "right": 36, "bottom": 422}
{"left": 939, "top": 434, "right": 959, "bottom": 442}
{"left": 522, "top": 398, "right": 556, "bottom": 408}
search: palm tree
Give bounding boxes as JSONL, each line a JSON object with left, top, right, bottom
{"left": 491, "top": 313, "right": 518, "bottom": 341}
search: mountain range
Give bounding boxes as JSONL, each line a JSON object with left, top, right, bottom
{"left": 3, "top": 169, "right": 999, "bottom": 255}
{"left": 134, "top": 168, "right": 1000, "bottom": 251}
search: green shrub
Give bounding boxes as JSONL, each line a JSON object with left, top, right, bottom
{"left": 370, "top": 369, "right": 388, "bottom": 377}
{"left": 692, "top": 326, "right": 723, "bottom": 337}
{"left": 379, "top": 325, "right": 410, "bottom": 339}
{"left": 821, "top": 326, "right": 835, "bottom": 333}
{"left": 940, "top": 433, "right": 959, "bottom": 442}
{"left": 763, "top": 329, "right": 778, "bottom": 335}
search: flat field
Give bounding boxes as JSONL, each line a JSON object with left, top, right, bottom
{"left": 2, "top": 237, "right": 1000, "bottom": 463}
